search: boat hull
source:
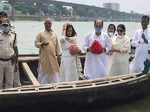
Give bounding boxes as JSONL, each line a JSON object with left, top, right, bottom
{"left": 1, "top": 74, "right": 150, "bottom": 110}
{"left": 0, "top": 54, "right": 150, "bottom": 111}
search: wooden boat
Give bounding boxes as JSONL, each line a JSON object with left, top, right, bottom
{"left": 1, "top": 54, "right": 150, "bottom": 111}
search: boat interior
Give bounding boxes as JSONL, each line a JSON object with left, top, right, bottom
{"left": 0, "top": 54, "right": 148, "bottom": 93}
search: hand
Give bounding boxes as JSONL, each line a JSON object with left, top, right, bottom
{"left": 70, "top": 47, "right": 81, "bottom": 55}
{"left": 111, "top": 47, "right": 121, "bottom": 53}
{"left": 109, "top": 52, "right": 113, "bottom": 55}
{"left": 103, "top": 48, "right": 106, "bottom": 52}
{"left": 41, "top": 42, "right": 49, "bottom": 46}
{"left": 142, "top": 33, "right": 148, "bottom": 44}
{"left": 107, "top": 51, "right": 113, "bottom": 55}
{"left": 121, "top": 50, "right": 128, "bottom": 53}
{"left": 117, "top": 49, "right": 121, "bottom": 53}
{"left": 14, "top": 64, "right": 18, "bottom": 72}
{"left": 57, "top": 55, "right": 61, "bottom": 65}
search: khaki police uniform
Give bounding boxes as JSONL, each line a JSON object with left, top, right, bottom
{"left": 0, "top": 31, "right": 16, "bottom": 89}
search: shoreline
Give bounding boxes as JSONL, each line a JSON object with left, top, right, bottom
{"left": 8, "top": 15, "right": 141, "bottom": 22}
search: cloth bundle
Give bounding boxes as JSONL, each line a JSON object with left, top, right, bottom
{"left": 69, "top": 44, "right": 80, "bottom": 55}
{"left": 90, "top": 40, "right": 104, "bottom": 54}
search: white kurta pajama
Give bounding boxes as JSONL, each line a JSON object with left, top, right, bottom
{"left": 83, "top": 32, "right": 112, "bottom": 79}
{"left": 130, "top": 29, "right": 150, "bottom": 73}
{"left": 60, "top": 36, "right": 79, "bottom": 82}
{"left": 38, "top": 65, "right": 60, "bottom": 84}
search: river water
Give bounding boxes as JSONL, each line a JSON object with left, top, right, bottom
{"left": 13, "top": 21, "right": 141, "bottom": 54}
{"left": 12, "top": 21, "right": 150, "bottom": 112}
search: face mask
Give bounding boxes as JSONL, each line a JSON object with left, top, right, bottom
{"left": 95, "top": 28, "right": 102, "bottom": 33}
{"left": 2, "top": 26, "right": 10, "bottom": 33}
{"left": 66, "top": 34, "right": 73, "bottom": 37}
{"left": 108, "top": 32, "right": 114, "bottom": 37}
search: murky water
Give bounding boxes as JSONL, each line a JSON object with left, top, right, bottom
{"left": 12, "top": 21, "right": 141, "bottom": 54}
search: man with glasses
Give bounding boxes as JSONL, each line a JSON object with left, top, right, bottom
{"left": 83, "top": 19, "right": 112, "bottom": 79}
{"left": 130, "top": 15, "right": 150, "bottom": 73}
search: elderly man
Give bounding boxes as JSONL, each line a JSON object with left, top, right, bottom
{"left": 0, "top": 22, "right": 17, "bottom": 89}
{"left": 130, "top": 16, "right": 150, "bottom": 73}
{"left": 83, "top": 19, "right": 112, "bottom": 79}
{"left": 35, "top": 18, "right": 62, "bottom": 84}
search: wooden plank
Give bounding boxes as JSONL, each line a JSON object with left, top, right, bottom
{"left": 19, "top": 56, "right": 39, "bottom": 62}
{"left": 22, "top": 62, "right": 40, "bottom": 86}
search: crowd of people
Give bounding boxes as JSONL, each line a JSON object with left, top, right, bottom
{"left": 0, "top": 11, "right": 150, "bottom": 89}
{"left": 35, "top": 15, "right": 150, "bottom": 84}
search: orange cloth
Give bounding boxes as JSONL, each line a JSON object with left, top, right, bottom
{"left": 69, "top": 44, "right": 80, "bottom": 55}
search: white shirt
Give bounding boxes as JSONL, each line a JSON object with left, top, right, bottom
{"left": 131, "top": 28, "right": 150, "bottom": 48}
{"left": 130, "top": 28, "right": 150, "bottom": 73}
{"left": 83, "top": 32, "right": 112, "bottom": 78}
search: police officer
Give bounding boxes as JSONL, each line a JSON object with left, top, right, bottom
{"left": 0, "top": 21, "right": 17, "bottom": 89}
{"left": 0, "top": 11, "right": 21, "bottom": 87}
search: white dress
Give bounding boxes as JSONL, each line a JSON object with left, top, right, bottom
{"left": 110, "top": 35, "right": 130, "bottom": 76}
{"left": 83, "top": 32, "right": 112, "bottom": 79}
{"left": 130, "top": 29, "right": 150, "bottom": 73}
{"left": 60, "top": 36, "right": 79, "bottom": 82}
{"left": 106, "top": 34, "right": 115, "bottom": 75}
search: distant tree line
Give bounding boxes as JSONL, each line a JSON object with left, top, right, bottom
{"left": 14, "top": 2, "right": 71, "bottom": 16}
{"left": 14, "top": 1, "right": 143, "bottom": 21}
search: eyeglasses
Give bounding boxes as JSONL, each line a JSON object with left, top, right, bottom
{"left": 117, "top": 29, "right": 123, "bottom": 32}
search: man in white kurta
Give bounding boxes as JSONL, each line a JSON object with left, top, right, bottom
{"left": 83, "top": 20, "right": 112, "bottom": 79}
{"left": 130, "top": 16, "right": 150, "bottom": 73}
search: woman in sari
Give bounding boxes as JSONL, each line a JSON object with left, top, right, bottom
{"left": 60, "top": 24, "right": 81, "bottom": 82}
{"left": 106, "top": 24, "right": 116, "bottom": 74}
{"left": 110, "top": 24, "right": 130, "bottom": 75}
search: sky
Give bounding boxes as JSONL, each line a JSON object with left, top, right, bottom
{"left": 57, "top": 0, "right": 150, "bottom": 15}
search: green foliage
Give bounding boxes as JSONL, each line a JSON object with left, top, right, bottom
{"left": 0, "top": 2, "right": 11, "bottom": 11}
{"left": 3, "top": 5, "right": 9, "bottom": 10}
{"left": 61, "top": 7, "right": 70, "bottom": 16}
{"left": 15, "top": 2, "right": 37, "bottom": 15}
{"left": 13, "top": 1, "right": 143, "bottom": 20}
{"left": 15, "top": 2, "right": 71, "bottom": 16}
